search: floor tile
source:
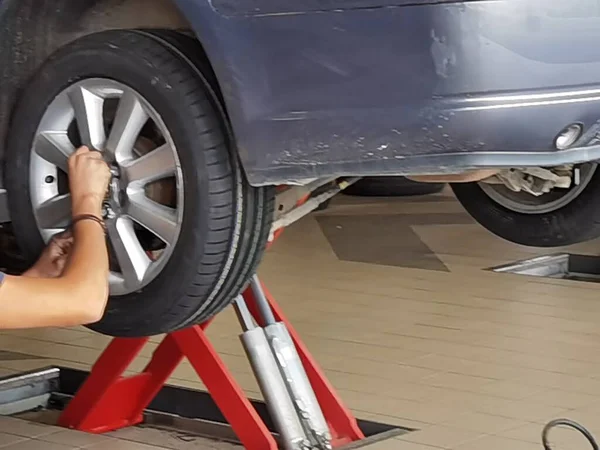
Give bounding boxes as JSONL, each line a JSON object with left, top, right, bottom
{"left": 399, "top": 425, "right": 484, "bottom": 448}
{"left": 39, "top": 429, "right": 113, "bottom": 447}
{"left": 0, "top": 432, "right": 27, "bottom": 448}
{"left": 452, "top": 435, "right": 539, "bottom": 450}
{"left": 441, "top": 412, "right": 525, "bottom": 434}
{"left": 1, "top": 439, "right": 74, "bottom": 450}
{"left": 85, "top": 440, "right": 169, "bottom": 450}
{"left": 368, "top": 440, "right": 442, "bottom": 450}
{"left": 0, "top": 417, "right": 60, "bottom": 438}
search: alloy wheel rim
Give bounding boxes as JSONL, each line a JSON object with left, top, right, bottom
{"left": 30, "top": 78, "right": 184, "bottom": 296}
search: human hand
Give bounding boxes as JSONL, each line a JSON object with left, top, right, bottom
{"left": 68, "top": 146, "right": 111, "bottom": 217}
{"left": 24, "top": 230, "right": 74, "bottom": 278}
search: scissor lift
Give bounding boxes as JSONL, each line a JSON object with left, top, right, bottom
{"left": 57, "top": 276, "right": 368, "bottom": 450}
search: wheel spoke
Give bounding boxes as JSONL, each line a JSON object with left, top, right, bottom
{"left": 105, "top": 90, "right": 149, "bottom": 163}
{"left": 68, "top": 85, "right": 106, "bottom": 150}
{"left": 126, "top": 193, "right": 178, "bottom": 245}
{"left": 123, "top": 143, "right": 176, "bottom": 186}
{"left": 37, "top": 194, "right": 71, "bottom": 229}
{"left": 34, "top": 131, "right": 74, "bottom": 173}
{"left": 107, "top": 217, "right": 151, "bottom": 288}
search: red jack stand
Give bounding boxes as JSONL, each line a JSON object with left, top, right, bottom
{"left": 58, "top": 282, "right": 365, "bottom": 449}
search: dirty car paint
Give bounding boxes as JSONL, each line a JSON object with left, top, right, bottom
{"left": 172, "top": 0, "right": 600, "bottom": 185}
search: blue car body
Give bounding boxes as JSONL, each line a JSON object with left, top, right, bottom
{"left": 2, "top": 0, "right": 600, "bottom": 186}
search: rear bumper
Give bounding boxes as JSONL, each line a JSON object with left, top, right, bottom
{"left": 246, "top": 83, "right": 600, "bottom": 185}
{"left": 63, "top": 0, "right": 600, "bottom": 186}
{"left": 210, "top": 0, "right": 600, "bottom": 185}
{"left": 248, "top": 144, "right": 600, "bottom": 186}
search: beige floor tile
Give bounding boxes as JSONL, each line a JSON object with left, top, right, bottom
{"left": 474, "top": 381, "right": 544, "bottom": 400}
{"left": 327, "top": 358, "right": 438, "bottom": 383}
{"left": 523, "top": 388, "right": 600, "bottom": 409}
{"left": 441, "top": 412, "right": 525, "bottom": 434}
{"left": 419, "top": 373, "right": 497, "bottom": 392}
{"left": 500, "top": 422, "right": 547, "bottom": 444}
{"left": 0, "top": 433, "right": 27, "bottom": 448}
{"left": 0, "top": 368, "right": 18, "bottom": 378}
{"left": 85, "top": 440, "right": 169, "bottom": 449}
{"left": 0, "top": 417, "right": 60, "bottom": 438}
{"left": 358, "top": 412, "right": 428, "bottom": 431}
{"left": 1, "top": 439, "right": 74, "bottom": 450}
{"left": 393, "top": 443, "right": 444, "bottom": 450}
{"left": 554, "top": 408, "right": 600, "bottom": 437}
{"left": 72, "top": 334, "right": 114, "bottom": 351}
{"left": 366, "top": 439, "right": 442, "bottom": 450}
{"left": 452, "top": 435, "right": 539, "bottom": 450}
{"left": 399, "top": 425, "right": 484, "bottom": 448}
{"left": 106, "top": 426, "right": 239, "bottom": 449}
{"left": 473, "top": 398, "right": 568, "bottom": 423}
{"left": 0, "top": 359, "right": 88, "bottom": 373}
{"left": 39, "top": 429, "right": 113, "bottom": 447}
{"left": 0, "top": 328, "right": 89, "bottom": 345}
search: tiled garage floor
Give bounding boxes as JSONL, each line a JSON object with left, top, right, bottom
{"left": 1, "top": 187, "right": 600, "bottom": 449}
{"left": 0, "top": 414, "right": 239, "bottom": 449}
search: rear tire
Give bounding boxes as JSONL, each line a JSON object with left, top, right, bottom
{"left": 5, "top": 30, "right": 274, "bottom": 336}
{"left": 451, "top": 172, "right": 600, "bottom": 247}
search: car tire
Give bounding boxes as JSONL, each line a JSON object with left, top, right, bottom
{"left": 343, "top": 177, "right": 445, "bottom": 197}
{"left": 451, "top": 168, "right": 600, "bottom": 247}
{"left": 4, "top": 30, "right": 274, "bottom": 336}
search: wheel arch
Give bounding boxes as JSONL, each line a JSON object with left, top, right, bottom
{"left": 0, "top": 0, "right": 226, "bottom": 193}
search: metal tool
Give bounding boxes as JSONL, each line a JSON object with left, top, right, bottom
{"left": 249, "top": 276, "right": 333, "bottom": 450}
{"left": 233, "top": 296, "right": 311, "bottom": 450}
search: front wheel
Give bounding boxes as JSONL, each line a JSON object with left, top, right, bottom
{"left": 5, "top": 30, "right": 274, "bottom": 337}
{"left": 451, "top": 162, "right": 600, "bottom": 247}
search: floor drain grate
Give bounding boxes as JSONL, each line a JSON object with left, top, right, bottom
{"left": 490, "top": 253, "right": 600, "bottom": 283}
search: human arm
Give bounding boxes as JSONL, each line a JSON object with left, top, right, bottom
{"left": 22, "top": 230, "right": 73, "bottom": 279}
{"left": 0, "top": 146, "right": 111, "bottom": 329}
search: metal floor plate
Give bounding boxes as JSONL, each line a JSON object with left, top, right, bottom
{"left": 490, "top": 253, "right": 600, "bottom": 283}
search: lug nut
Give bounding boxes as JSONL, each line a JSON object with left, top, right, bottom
{"left": 102, "top": 204, "right": 116, "bottom": 220}
{"left": 45, "top": 175, "right": 55, "bottom": 183}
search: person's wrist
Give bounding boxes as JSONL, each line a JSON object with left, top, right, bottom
{"left": 71, "top": 193, "right": 104, "bottom": 218}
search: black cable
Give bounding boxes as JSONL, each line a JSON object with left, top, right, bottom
{"left": 542, "top": 418, "right": 599, "bottom": 450}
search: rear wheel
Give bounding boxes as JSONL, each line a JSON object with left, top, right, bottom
{"left": 451, "top": 162, "right": 600, "bottom": 247}
{"left": 5, "top": 30, "right": 274, "bottom": 336}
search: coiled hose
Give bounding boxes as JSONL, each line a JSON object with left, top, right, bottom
{"left": 542, "top": 419, "right": 598, "bottom": 449}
